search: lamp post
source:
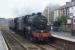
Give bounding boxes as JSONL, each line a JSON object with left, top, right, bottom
{"left": 71, "top": 16, "right": 75, "bottom": 35}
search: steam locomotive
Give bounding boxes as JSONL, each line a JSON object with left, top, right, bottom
{"left": 9, "top": 12, "right": 51, "bottom": 42}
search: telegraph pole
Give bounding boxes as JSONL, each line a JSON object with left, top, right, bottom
{"left": 48, "top": 7, "right": 50, "bottom": 24}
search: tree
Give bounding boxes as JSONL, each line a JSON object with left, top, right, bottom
{"left": 60, "top": 16, "right": 67, "bottom": 32}
{"left": 60, "top": 16, "right": 67, "bottom": 25}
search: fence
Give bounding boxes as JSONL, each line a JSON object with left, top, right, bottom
{"left": 51, "top": 24, "right": 71, "bottom": 32}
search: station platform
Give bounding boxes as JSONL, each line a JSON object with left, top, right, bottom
{"left": 0, "top": 31, "right": 8, "bottom": 50}
{"left": 51, "top": 31, "right": 75, "bottom": 42}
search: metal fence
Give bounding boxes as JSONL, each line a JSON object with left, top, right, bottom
{"left": 51, "top": 24, "right": 71, "bottom": 32}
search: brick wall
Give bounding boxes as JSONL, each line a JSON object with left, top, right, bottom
{"left": 54, "top": 38, "right": 75, "bottom": 50}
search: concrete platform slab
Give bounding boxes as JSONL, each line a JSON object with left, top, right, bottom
{"left": 51, "top": 31, "right": 75, "bottom": 42}
{"left": 0, "top": 31, "right": 8, "bottom": 50}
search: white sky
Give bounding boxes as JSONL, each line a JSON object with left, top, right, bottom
{"left": 0, "top": 0, "right": 70, "bottom": 18}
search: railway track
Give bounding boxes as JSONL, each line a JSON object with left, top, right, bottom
{"left": 1, "top": 30, "right": 27, "bottom": 50}
{"left": 1, "top": 29, "right": 57, "bottom": 50}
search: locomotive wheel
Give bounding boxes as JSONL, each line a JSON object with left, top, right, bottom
{"left": 30, "top": 37, "right": 33, "bottom": 41}
{"left": 30, "top": 37, "right": 37, "bottom": 43}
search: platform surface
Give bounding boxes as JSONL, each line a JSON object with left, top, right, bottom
{"left": 51, "top": 31, "right": 75, "bottom": 42}
{"left": 0, "top": 31, "right": 8, "bottom": 50}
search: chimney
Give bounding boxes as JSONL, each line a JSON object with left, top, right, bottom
{"left": 66, "top": 2, "right": 71, "bottom": 7}
{"left": 71, "top": 0, "right": 75, "bottom": 2}
{"left": 66, "top": 2, "right": 70, "bottom": 5}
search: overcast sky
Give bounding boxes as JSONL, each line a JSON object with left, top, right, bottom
{"left": 0, "top": 0, "right": 70, "bottom": 18}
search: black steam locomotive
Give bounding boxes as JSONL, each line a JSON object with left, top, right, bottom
{"left": 9, "top": 13, "right": 51, "bottom": 42}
